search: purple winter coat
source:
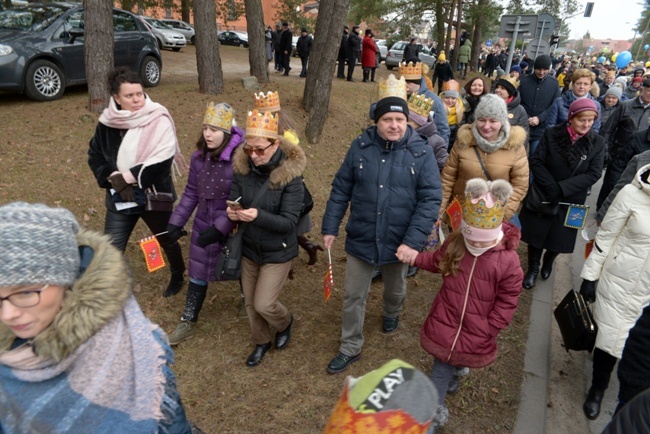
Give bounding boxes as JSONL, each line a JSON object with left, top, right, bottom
{"left": 415, "top": 119, "right": 448, "bottom": 173}
{"left": 168, "top": 127, "right": 244, "bottom": 281}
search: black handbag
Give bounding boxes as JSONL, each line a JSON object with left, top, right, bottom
{"left": 214, "top": 180, "right": 270, "bottom": 281}
{"left": 145, "top": 186, "right": 174, "bottom": 212}
{"left": 524, "top": 183, "right": 560, "bottom": 216}
{"left": 553, "top": 289, "right": 598, "bottom": 353}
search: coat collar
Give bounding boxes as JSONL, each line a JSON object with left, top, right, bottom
{"left": 232, "top": 136, "right": 306, "bottom": 188}
{"left": 454, "top": 124, "right": 527, "bottom": 152}
{"left": 0, "top": 230, "right": 132, "bottom": 361}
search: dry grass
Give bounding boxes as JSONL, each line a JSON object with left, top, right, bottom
{"left": 0, "top": 46, "right": 532, "bottom": 433}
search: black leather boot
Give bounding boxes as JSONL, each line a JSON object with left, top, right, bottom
{"left": 298, "top": 235, "right": 323, "bottom": 266}
{"left": 540, "top": 250, "right": 560, "bottom": 280}
{"left": 246, "top": 343, "right": 272, "bottom": 367}
{"left": 523, "top": 246, "right": 543, "bottom": 289}
{"left": 362, "top": 69, "right": 369, "bottom": 82}
{"left": 164, "top": 271, "right": 185, "bottom": 298}
{"left": 583, "top": 386, "right": 605, "bottom": 420}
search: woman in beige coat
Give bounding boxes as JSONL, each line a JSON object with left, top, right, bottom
{"left": 439, "top": 94, "right": 529, "bottom": 223}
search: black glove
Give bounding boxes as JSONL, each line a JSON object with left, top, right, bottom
{"left": 109, "top": 173, "right": 135, "bottom": 202}
{"left": 580, "top": 279, "right": 597, "bottom": 304}
{"left": 546, "top": 182, "right": 563, "bottom": 202}
{"left": 166, "top": 224, "right": 187, "bottom": 243}
{"left": 196, "top": 226, "right": 227, "bottom": 248}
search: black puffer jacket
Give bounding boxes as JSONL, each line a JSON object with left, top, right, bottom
{"left": 230, "top": 139, "right": 306, "bottom": 264}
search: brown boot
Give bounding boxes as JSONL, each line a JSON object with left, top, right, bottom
{"left": 298, "top": 235, "right": 324, "bottom": 265}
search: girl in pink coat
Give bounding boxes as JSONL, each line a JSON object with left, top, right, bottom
{"left": 410, "top": 178, "right": 524, "bottom": 432}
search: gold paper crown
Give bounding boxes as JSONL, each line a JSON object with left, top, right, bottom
{"left": 254, "top": 91, "right": 281, "bottom": 113}
{"left": 461, "top": 197, "right": 505, "bottom": 230}
{"left": 245, "top": 110, "right": 279, "bottom": 140}
{"left": 407, "top": 94, "right": 433, "bottom": 117}
{"left": 442, "top": 79, "right": 460, "bottom": 92}
{"left": 378, "top": 74, "right": 408, "bottom": 102}
{"left": 398, "top": 61, "right": 422, "bottom": 80}
{"left": 203, "top": 102, "right": 234, "bottom": 132}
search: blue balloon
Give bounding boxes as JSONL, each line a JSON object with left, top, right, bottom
{"left": 616, "top": 50, "right": 632, "bottom": 68}
{"left": 598, "top": 56, "right": 606, "bottom": 63}
{"left": 589, "top": 45, "right": 594, "bottom": 50}
{"left": 645, "top": 44, "right": 649, "bottom": 50}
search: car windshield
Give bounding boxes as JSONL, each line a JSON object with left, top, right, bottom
{"left": 392, "top": 42, "right": 406, "bottom": 51}
{"left": 145, "top": 18, "right": 170, "bottom": 30}
{"left": 0, "top": 5, "right": 67, "bottom": 31}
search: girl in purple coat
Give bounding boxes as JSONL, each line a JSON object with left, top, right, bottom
{"left": 166, "top": 102, "right": 244, "bottom": 345}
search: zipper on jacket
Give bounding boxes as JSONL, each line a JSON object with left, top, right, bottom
{"left": 447, "top": 256, "right": 478, "bottom": 362}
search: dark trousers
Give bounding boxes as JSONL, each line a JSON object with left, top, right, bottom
{"left": 104, "top": 208, "right": 185, "bottom": 275}
{"left": 347, "top": 55, "right": 356, "bottom": 79}
{"left": 591, "top": 347, "right": 618, "bottom": 391}
{"left": 274, "top": 49, "right": 283, "bottom": 71}
{"left": 283, "top": 52, "right": 291, "bottom": 75}
{"left": 337, "top": 56, "right": 346, "bottom": 77}
{"left": 299, "top": 55, "right": 309, "bottom": 77}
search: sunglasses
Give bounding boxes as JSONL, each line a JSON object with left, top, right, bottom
{"left": 243, "top": 142, "right": 274, "bottom": 156}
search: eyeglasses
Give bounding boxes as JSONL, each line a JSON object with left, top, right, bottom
{"left": 243, "top": 142, "right": 274, "bottom": 156}
{"left": 0, "top": 284, "right": 48, "bottom": 308}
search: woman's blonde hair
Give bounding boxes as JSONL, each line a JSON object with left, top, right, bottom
{"left": 438, "top": 231, "right": 466, "bottom": 276}
{"left": 571, "top": 68, "right": 596, "bottom": 84}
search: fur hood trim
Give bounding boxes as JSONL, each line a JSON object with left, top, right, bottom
{"left": 232, "top": 137, "right": 306, "bottom": 188}
{"left": 0, "top": 229, "right": 132, "bottom": 361}
{"left": 455, "top": 124, "right": 527, "bottom": 152}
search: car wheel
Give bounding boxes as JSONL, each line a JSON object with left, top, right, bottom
{"left": 140, "top": 56, "right": 161, "bottom": 87}
{"left": 191, "top": 35, "right": 195, "bottom": 44}
{"left": 386, "top": 65, "right": 394, "bottom": 70}
{"left": 24, "top": 59, "right": 65, "bottom": 101}
{"left": 172, "top": 47, "right": 181, "bottom": 52}
{"left": 239, "top": 42, "right": 244, "bottom": 48}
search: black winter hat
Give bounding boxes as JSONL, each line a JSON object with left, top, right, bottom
{"left": 534, "top": 54, "right": 552, "bottom": 70}
{"left": 374, "top": 97, "right": 409, "bottom": 123}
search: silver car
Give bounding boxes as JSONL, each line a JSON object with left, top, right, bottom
{"left": 142, "top": 17, "right": 186, "bottom": 51}
{"left": 385, "top": 41, "right": 436, "bottom": 69}
{"left": 160, "top": 19, "right": 195, "bottom": 44}
{"left": 375, "top": 39, "right": 388, "bottom": 63}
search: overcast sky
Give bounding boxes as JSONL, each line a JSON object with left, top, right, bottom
{"left": 563, "top": 0, "right": 644, "bottom": 40}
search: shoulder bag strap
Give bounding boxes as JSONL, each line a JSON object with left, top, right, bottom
{"left": 570, "top": 155, "right": 587, "bottom": 177}
{"left": 473, "top": 146, "right": 493, "bottom": 181}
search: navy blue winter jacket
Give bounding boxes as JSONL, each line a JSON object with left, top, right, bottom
{"left": 321, "top": 125, "right": 442, "bottom": 265}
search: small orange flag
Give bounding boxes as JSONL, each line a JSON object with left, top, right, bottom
{"left": 446, "top": 197, "right": 463, "bottom": 231}
{"left": 324, "top": 248, "right": 334, "bottom": 302}
{"left": 139, "top": 236, "right": 166, "bottom": 272}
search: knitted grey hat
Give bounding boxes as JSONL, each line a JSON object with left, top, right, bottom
{"left": 0, "top": 202, "right": 80, "bottom": 287}
{"left": 605, "top": 86, "right": 623, "bottom": 100}
{"left": 473, "top": 94, "right": 511, "bottom": 135}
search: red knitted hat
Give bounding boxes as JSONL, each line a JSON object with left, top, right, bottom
{"left": 568, "top": 98, "right": 599, "bottom": 120}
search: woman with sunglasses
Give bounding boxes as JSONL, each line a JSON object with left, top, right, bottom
{"left": 227, "top": 110, "right": 306, "bottom": 367}
{"left": 0, "top": 203, "right": 200, "bottom": 434}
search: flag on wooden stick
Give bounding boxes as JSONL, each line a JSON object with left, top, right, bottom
{"left": 446, "top": 197, "right": 463, "bottom": 231}
{"left": 324, "top": 248, "right": 334, "bottom": 302}
{"left": 139, "top": 235, "right": 166, "bottom": 272}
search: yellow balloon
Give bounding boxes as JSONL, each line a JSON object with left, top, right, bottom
{"left": 612, "top": 54, "right": 618, "bottom": 61}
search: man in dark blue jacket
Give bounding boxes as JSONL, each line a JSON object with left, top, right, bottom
{"left": 518, "top": 54, "right": 560, "bottom": 157}
{"left": 322, "top": 78, "right": 442, "bottom": 374}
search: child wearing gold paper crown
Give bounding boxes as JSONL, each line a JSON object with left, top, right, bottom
{"left": 406, "top": 178, "right": 524, "bottom": 433}
{"left": 165, "top": 102, "right": 244, "bottom": 345}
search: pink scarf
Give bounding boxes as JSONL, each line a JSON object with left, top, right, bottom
{"left": 566, "top": 124, "right": 584, "bottom": 144}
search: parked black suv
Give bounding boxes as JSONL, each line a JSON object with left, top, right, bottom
{"left": 0, "top": 2, "right": 162, "bottom": 101}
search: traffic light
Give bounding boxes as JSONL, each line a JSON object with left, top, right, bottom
{"left": 550, "top": 35, "right": 560, "bottom": 47}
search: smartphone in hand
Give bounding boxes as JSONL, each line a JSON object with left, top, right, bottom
{"left": 227, "top": 197, "right": 243, "bottom": 211}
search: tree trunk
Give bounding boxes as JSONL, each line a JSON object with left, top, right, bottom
{"left": 244, "top": 0, "right": 269, "bottom": 83}
{"left": 435, "top": 0, "right": 445, "bottom": 48}
{"left": 451, "top": 0, "right": 462, "bottom": 70}
{"left": 194, "top": 0, "right": 224, "bottom": 94}
{"left": 471, "top": 0, "right": 486, "bottom": 73}
{"left": 302, "top": 0, "right": 351, "bottom": 143}
{"left": 181, "top": 0, "right": 191, "bottom": 23}
{"left": 84, "top": 0, "right": 114, "bottom": 113}
{"left": 444, "top": 0, "right": 455, "bottom": 55}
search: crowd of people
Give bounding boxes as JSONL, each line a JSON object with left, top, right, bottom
{"left": 3, "top": 30, "right": 650, "bottom": 432}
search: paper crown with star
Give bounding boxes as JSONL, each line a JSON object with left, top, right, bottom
{"left": 203, "top": 102, "right": 234, "bottom": 132}
{"left": 377, "top": 74, "right": 408, "bottom": 102}
{"left": 407, "top": 94, "right": 433, "bottom": 117}
{"left": 460, "top": 179, "right": 513, "bottom": 242}
{"left": 254, "top": 91, "right": 281, "bottom": 113}
{"left": 245, "top": 110, "right": 279, "bottom": 140}
{"left": 398, "top": 61, "right": 422, "bottom": 80}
